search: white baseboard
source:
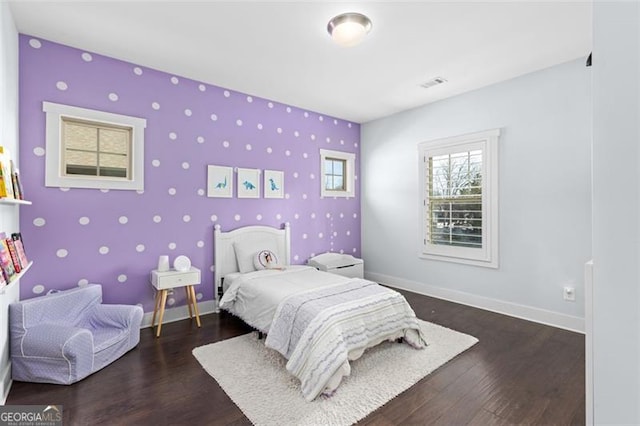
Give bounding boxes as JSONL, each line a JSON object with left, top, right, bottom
{"left": 365, "top": 271, "right": 585, "bottom": 333}
{"left": 0, "top": 361, "right": 10, "bottom": 405}
{"left": 141, "top": 300, "right": 217, "bottom": 329}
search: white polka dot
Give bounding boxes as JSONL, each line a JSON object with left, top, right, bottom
{"left": 304, "top": 112, "right": 309, "bottom": 118}
{"left": 310, "top": 173, "right": 315, "bottom": 179}
{"left": 302, "top": 193, "right": 307, "bottom": 200}
{"left": 136, "top": 244, "right": 145, "bottom": 252}
{"left": 199, "top": 84, "right": 206, "bottom": 92}
{"left": 171, "top": 76, "right": 179, "bottom": 84}
{"left": 310, "top": 134, "right": 316, "bottom": 141}
{"left": 60, "top": 187, "right": 70, "bottom": 192}
{"left": 33, "top": 147, "right": 45, "bottom": 157}
{"left": 56, "top": 249, "right": 68, "bottom": 258}
{"left": 311, "top": 213, "right": 316, "bottom": 219}
{"left": 303, "top": 153, "right": 308, "bottom": 159}
{"left": 333, "top": 231, "right": 338, "bottom": 237}
{"left": 285, "top": 150, "right": 291, "bottom": 156}
{"left": 294, "top": 213, "right": 299, "bottom": 219}
{"left": 285, "top": 193, "right": 290, "bottom": 199}
{"left": 266, "top": 147, "right": 273, "bottom": 154}
{"left": 99, "top": 246, "right": 109, "bottom": 255}
{"left": 100, "top": 189, "right": 110, "bottom": 193}
{"left": 153, "top": 215, "right": 162, "bottom": 223}
{"left": 326, "top": 137, "right": 331, "bottom": 143}
{"left": 197, "top": 136, "right": 205, "bottom": 144}
{"left": 197, "top": 189, "right": 205, "bottom": 196}
{"left": 183, "top": 215, "right": 191, "bottom": 222}
{"left": 302, "top": 234, "right": 308, "bottom": 240}
{"left": 33, "top": 284, "right": 45, "bottom": 294}
{"left": 247, "top": 96, "right": 253, "bottom": 103}
{"left": 223, "top": 140, "right": 230, "bottom": 148}
{"left": 168, "top": 188, "right": 176, "bottom": 195}
{"left": 353, "top": 248, "right": 357, "bottom": 253}
{"left": 286, "top": 107, "right": 292, "bottom": 113}
{"left": 319, "top": 116, "right": 324, "bottom": 122}
{"left": 334, "top": 119, "right": 338, "bottom": 125}
{"left": 340, "top": 140, "right": 345, "bottom": 145}
{"left": 340, "top": 213, "right": 345, "bottom": 218}
{"left": 56, "top": 81, "right": 68, "bottom": 91}
{"left": 224, "top": 90, "right": 230, "bottom": 98}
{"left": 196, "top": 293, "right": 203, "bottom": 300}
{"left": 184, "top": 108, "right": 192, "bottom": 116}
{"left": 277, "top": 127, "right": 283, "bottom": 134}
{"left": 168, "top": 242, "right": 176, "bottom": 250}
{"left": 81, "top": 52, "right": 92, "bottom": 62}
{"left": 340, "top": 249, "right": 344, "bottom": 254}
{"left": 78, "top": 279, "right": 89, "bottom": 287}
{"left": 33, "top": 217, "right": 46, "bottom": 227}
{"left": 133, "top": 67, "right": 143, "bottom": 75}
{"left": 210, "top": 215, "right": 218, "bottom": 222}
{"left": 354, "top": 142, "right": 359, "bottom": 148}
{"left": 294, "top": 131, "right": 300, "bottom": 137}
{"left": 169, "top": 132, "right": 177, "bottom": 140}
{"left": 210, "top": 265, "right": 215, "bottom": 272}
{"left": 152, "top": 102, "right": 160, "bottom": 110}
{"left": 182, "top": 162, "right": 190, "bottom": 169}
{"left": 256, "top": 214, "right": 263, "bottom": 221}
{"left": 108, "top": 92, "right": 119, "bottom": 101}
{"left": 353, "top": 213, "right": 358, "bottom": 218}
{"left": 348, "top": 123, "right": 353, "bottom": 128}
{"left": 346, "top": 230, "right": 351, "bottom": 236}
{"left": 234, "top": 214, "right": 241, "bottom": 221}
{"left": 257, "top": 123, "right": 263, "bottom": 130}
{"left": 197, "top": 240, "right": 204, "bottom": 248}
{"left": 294, "top": 255, "right": 299, "bottom": 261}
{"left": 167, "top": 298, "right": 175, "bottom": 306}
{"left": 117, "top": 274, "right": 127, "bottom": 283}
{"left": 326, "top": 213, "right": 331, "bottom": 219}
{"left": 210, "top": 114, "right": 218, "bottom": 121}
{"left": 119, "top": 216, "right": 128, "bottom": 224}
{"left": 79, "top": 216, "right": 90, "bottom": 225}
{"left": 29, "top": 39, "right": 41, "bottom": 49}
{"left": 245, "top": 144, "right": 252, "bottom": 151}
{"left": 268, "top": 102, "right": 274, "bottom": 109}
{"left": 293, "top": 172, "right": 299, "bottom": 178}
{"left": 276, "top": 214, "right": 282, "bottom": 220}
{"left": 152, "top": 159, "right": 160, "bottom": 167}
{"left": 236, "top": 119, "right": 243, "bottom": 126}
{"left": 136, "top": 190, "right": 144, "bottom": 195}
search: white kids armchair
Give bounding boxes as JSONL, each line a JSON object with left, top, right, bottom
{"left": 9, "top": 284, "right": 143, "bottom": 385}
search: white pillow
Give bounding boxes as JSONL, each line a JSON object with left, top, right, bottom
{"left": 233, "top": 239, "right": 278, "bottom": 273}
{"left": 253, "top": 250, "right": 280, "bottom": 270}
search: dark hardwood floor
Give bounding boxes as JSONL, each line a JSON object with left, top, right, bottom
{"left": 7, "top": 289, "right": 585, "bottom": 425}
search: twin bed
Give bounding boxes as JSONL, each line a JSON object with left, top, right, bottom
{"left": 214, "top": 223, "right": 427, "bottom": 401}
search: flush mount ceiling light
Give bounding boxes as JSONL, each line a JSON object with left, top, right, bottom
{"left": 327, "top": 12, "right": 372, "bottom": 47}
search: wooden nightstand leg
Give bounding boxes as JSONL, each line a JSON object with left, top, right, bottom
{"left": 151, "top": 290, "right": 161, "bottom": 328}
{"left": 185, "top": 286, "right": 193, "bottom": 319}
{"left": 189, "top": 285, "right": 201, "bottom": 328}
{"left": 156, "top": 290, "right": 168, "bottom": 338}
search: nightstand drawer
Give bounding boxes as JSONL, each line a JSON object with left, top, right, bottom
{"left": 151, "top": 268, "right": 201, "bottom": 290}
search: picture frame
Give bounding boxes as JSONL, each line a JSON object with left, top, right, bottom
{"left": 264, "top": 170, "right": 284, "bottom": 199}
{"left": 207, "top": 165, "right": 233, "bottom": 198}
{"left": 237, "top": 168, "right": 260, "bottom": 198}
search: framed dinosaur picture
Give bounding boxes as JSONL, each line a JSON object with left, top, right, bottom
{"left": 207, "top": 165, "right": 233, "bottom": 198}
{"left": 264, "top": 170, "right": 284, "bottom": 199}
{"left": 237, "top": 168, "right": 260, "bottom": 199}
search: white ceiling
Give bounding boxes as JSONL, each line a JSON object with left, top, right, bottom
{"left": 9, "top": 1, "right": 592, "bottom": 124}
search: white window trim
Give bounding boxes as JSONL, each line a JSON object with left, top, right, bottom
{"left": 43, "top": 101, "right": 147, "bottom": 191}
{"left": 418, "top": 128, "right": 499, "bottom": 268}
{"left": 320, "top": 149, "right": 355, "bottom": 198}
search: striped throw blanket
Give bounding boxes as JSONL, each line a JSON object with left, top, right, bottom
{"left": 265, "top": 279, "right": 427, "bottom": 401}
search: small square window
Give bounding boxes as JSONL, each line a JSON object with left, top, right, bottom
{"left": 43, "top": 102, "right": 146, "bottom": 191}
{"left": 320, "top": 149, "right": 355, "bottom": 198}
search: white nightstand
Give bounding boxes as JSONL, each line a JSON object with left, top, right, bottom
{"left": 150, "top": 267, "right": 201, "bottom": 337}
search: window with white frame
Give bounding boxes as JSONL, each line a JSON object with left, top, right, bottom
{"left": 418, "top": 129, "right": 499, "bottom": 268}
{"left": 43, "top": 102, "right": 146, "bottom": 191}
{"left": 320, "top": 149, "right": 355, "bottom": 198}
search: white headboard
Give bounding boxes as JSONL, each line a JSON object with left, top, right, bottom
{"left": 213, "top": 223, "right": 291, "bottom": 304}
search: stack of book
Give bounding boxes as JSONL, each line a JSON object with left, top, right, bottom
{"left": 0, "top": 146, "right": 25, "bottom": 200}
{"left": 0, "top": 232, "right": 28, "bottom": 286}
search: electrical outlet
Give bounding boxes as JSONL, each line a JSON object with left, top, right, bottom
{"left": 563, "top": 286, "right": 576, "bottom": 302}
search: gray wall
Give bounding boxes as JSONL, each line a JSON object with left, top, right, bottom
{"left": 592, "top": 2, "right": 640, "bottom": 423}
{"left": 361, "top": 58, "right": 591, "bottom": 330}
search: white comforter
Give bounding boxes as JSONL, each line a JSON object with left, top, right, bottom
{"left": 218, "top": 266, "right": 350, "bottom": 332}
{"left": 218, "top": 266, "right": 427, "bottom": 400}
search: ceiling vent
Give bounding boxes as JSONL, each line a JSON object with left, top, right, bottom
{"left": 420, "top": 77, "right": 447, "bottom": 89}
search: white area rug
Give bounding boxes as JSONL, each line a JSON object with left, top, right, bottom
{"left": 193, "top": 320, "right": 477, "bottom": 426}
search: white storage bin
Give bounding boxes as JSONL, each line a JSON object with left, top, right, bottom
{"left": 308, "top": 252, "right": 364, "bottom": 279}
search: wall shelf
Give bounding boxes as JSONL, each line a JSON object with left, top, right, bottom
{"left": 0, "top": 199, "right": 31, "bottom": 206}
{"left": 0, "top": 261, "right": 33, "bottom": 295}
